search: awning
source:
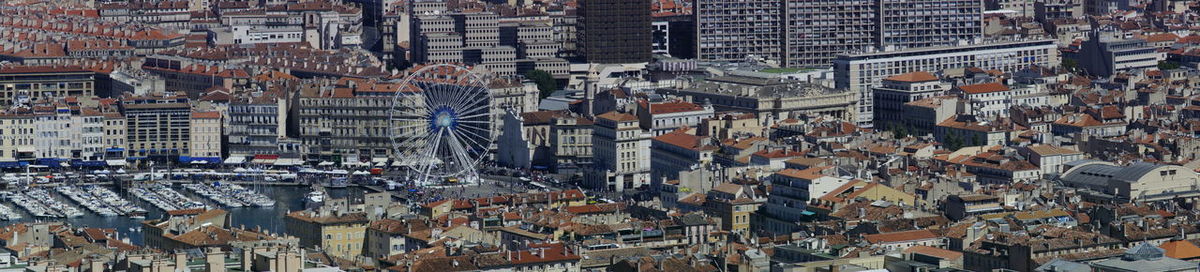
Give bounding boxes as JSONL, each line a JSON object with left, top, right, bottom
{"left": 317, "top": 161, "right": 335, "bottom": 166}
{"left": 371, "top": 158, "right": 389, "bottom": 163}
{"left": 252, "top": 154, "right": 279, "bottom": 164}
{"left": 188, "top": 157, "right": 222, "bottom": 164}
{"left": 106, "top": 160, "right": 127, "bottom": 166}
{"left": 73, "top": 160, "right": 107, "bottom": 167}
{"left": 274, "top": 158, "right": 302, "bottom": 166}
{"left": 224, "top": 157, "right": 246, "bottom": 164}
{"left": 391, "top": 161, "right": 404, "bottom": 167}
{"left": 17, "top": 147, "right": 34, "bottom": 153}
{"left": 0, "top": 161, "right": 27, "bottom": 168}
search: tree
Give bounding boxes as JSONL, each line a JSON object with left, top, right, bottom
{"left": 525, "top": 70, "right": 558, "bottom": 99}
{"left": 1158, "top": 61, "right": 1181, "bottom": 70}
{"left": 887, "top": 123, "right": 908, "bottom": 139}
{"left": 1061, "top": 58, "right": 1078, "bottom": 72}
{"left": 944, "top": 133, "right": 963, "bottom": 151}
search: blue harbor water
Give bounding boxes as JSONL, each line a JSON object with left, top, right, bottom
{"left": 3, "top": 185, "right": 366, "bottom": 246}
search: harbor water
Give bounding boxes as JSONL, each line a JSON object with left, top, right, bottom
{"left": 3, "top": 185, "right": 366, "bottom": 246}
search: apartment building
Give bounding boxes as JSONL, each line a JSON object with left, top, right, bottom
{"left": 781, "top": 0, "right": 876, "bottom": 68}
{"left": 0, "top": 66, "right": 96, "bottom": 106}
{"left": 586, "top": 111, "right": 651, "bottom": 192}
{"left": 0, "top": 114, "right": 36, "bottom": 163}
{"left": 119, "top": 93, "right": 192, "bottom": 161}
{"left": 294, "top": 81, "right": 411, "bottom": 164}
{"left": 188, "top": 111, "right": 222, "bottom": 163}
{"left": 228, "top": 91, "right": 290, "bottom": 157}
{"left": 284, "top": 211, "right": 369, "bottom": 260}
{"left": 700, "top": 0, "right": 983, "bottom": 68}
{"left": 549, "top": 115, "right": 594, "bottom": 173}
{"left": 102, "top": 112, "right": 128, "bottom": 160}
{"left": 876, "top": 0, "right": 982, "bottom": 50}
{"left": 872, "top": 71, "right": 951, "bottom": 130}
{"left": 33, "top": 111, "right": 73, "bottom": 160}
{"left": 834, "top": 39, "right": 1059, "bottom": 127}
{"left": 694, "top": 0, "right": 783, "bottom": 63}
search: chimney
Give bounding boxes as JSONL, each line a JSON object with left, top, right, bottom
{"left": 242, "top": 246, "right": 252, "bottom": 271}
{"left": 174, "top": 250, "right": 187, "bottom": 270}
{"left": 206, "top": 248, "right": 226, "bottom": 272}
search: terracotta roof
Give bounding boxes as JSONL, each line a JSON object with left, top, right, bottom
{"left": 958, "top": 82, "right": 1010, "bottom": 94}
{"left": 904, "top": 245, "right": 963, "bottom": 260}
{"left": 863, "top": 229, "right": 938, "bottom": 244}
{"left": 1025, "top": 144, "right": 1080, "bottom": 156}
{"left": 1159, "top": 240, "right": 1200, "bottom": 259}
{"left": 653, "top": 128, "right": 714, "bottom": 151}
{"left": 775, "top": 168, "right": 824, "bottom": 180}
{"left": 191, "top": 111, "right": 220, "bottom": 119}
{"left": 597, "top": 111, "right": 638, "bottom": 122}
{"left": 885, "top": 71, "right": 939, "bottom": 82}
{"left": 647, "top": 101, "right": 705, "bottom": 114}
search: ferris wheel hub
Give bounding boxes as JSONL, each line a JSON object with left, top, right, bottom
{"left": 432, "top": 107, "right": 457, "bottom": 130}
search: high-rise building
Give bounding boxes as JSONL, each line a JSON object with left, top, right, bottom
{"left": 697, "top": 0, "right": 983, "bottom": 68}
{"left": 694, "top": 0, "right": 783, "bottom": 63}
{"left": 578, "top": 0, "right": 652, "bottom": 63}
{"left": 876, "top": 0, "right": 983, "bottom": 50}
{"left": 782, "top": 0, "right": 876, "bottom": 68}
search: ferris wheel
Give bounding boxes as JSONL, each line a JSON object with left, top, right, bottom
{"left": 389, "top": 64, "right": 494, "bottom": 185}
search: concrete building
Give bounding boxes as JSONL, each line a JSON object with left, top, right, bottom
{"left": 0, "top": 66, "right": 96, "bottom": 106}
{"left": 586, "top": 111, "right": 651, "bottom": 192}
{"left": 578, "top": 0, "right": 651, "bottom": 64}
{"left": 1060, "top": 161, "right": 1200, "bottom": 203}
{"left": 661, "top": 74, "right": 857, "bottom": 125}
{"left": 872, "top": 71, "right": 951, "bottom": 130}
{"left": 1074, "top": 32, "right": 1158, "bottom": 77}
{"left": 694, "top": 0, "right": 783, "bottom": 64}
{"left": 875, "top": 0, "right": 982, "bottom": 50}
{"left": 943, "top": 194, "right": 1004, "bottom": 220}
{"left": 119, "top": 93, "right": 192, "bottom": 162}
{"left": 188, "top": 112, "right": 222, "bottom": 163}
{"left": 781, "top": 0, "right": 876, "bottom": 68}
{"left": 834, "top": 39, "right": 1059, "bottom": 127}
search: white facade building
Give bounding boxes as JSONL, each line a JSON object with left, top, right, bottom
{"left": 587, "top": 111, "right": 651, "bottom": 192}
{"left": 834, "top": 39, "right": 1059, "bottom": 127}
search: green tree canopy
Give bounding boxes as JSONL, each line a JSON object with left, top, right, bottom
{"left": 525, "top": 70, "right": 558, "bottom": 99}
